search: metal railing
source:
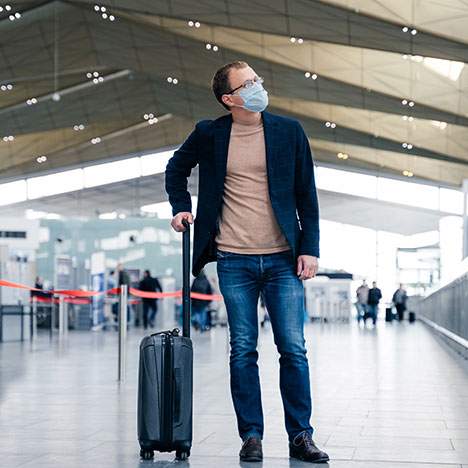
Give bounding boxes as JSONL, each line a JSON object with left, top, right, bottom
{"left": 413, "top": 271, "right": 468, "bottom": 347}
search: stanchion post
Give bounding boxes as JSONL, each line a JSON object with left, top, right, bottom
{"left": 30, "top": 297, "right": 37, "bottom": 342}
{"left": 58, "top": 296, "right": 65, "bottom": 339}
{"left": 118, "top": 284, "right": 128, "bottom": 382}
{"left": 63, "top": 300, "right": 68, "bottom": 338}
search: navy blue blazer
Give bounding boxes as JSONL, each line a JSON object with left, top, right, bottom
{"left": 165, "top": 110, "right": 320, "bottom": 276}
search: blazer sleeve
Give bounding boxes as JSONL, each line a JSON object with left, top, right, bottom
{"left": 294, "top": 121, "right": 320, "bottom": 258}
{"left": 165, "top": 124, "right": 200, "bottom": 216}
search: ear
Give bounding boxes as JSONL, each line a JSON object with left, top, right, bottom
{"left": 221, "top": 94, "right": 234, "bottom": 108}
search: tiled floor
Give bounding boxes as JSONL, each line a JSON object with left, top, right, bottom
{"left": 1, "top": 319, "right": 468, "bottom": 467}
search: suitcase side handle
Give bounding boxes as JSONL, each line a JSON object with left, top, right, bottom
{"left": 181, "top": 219, "right": 191, "bottom": 338}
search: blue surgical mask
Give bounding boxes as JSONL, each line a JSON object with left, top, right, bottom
{"left": 237, "top": 81, "right": 269, "bottom": 113}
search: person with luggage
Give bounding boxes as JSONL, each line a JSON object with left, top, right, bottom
{"left": 166, "top": 60, "right": 329, "bottom": 463}
{"left": 190, "top": 269, "right": 213, "bottom": 331}
{"left": 355, "top": 279, "right": 369, "bottom": 323}
{"left": 139, "top": 270, "right": 163, "bottom": 329}
{"left": 392, "top": 283, "right": 408, "bottom": 321}
{"left": 366, "top": 281, "right": 382, "bottom": 325}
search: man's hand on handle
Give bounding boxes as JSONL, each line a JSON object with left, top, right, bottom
{"left": 171, "top": 212, "right": 193, "bottom": 232}
{"left": 297, "top": 255, "right": 318, "bottom": 280}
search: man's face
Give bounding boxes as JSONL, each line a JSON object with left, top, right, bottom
{"left": 222, "top": 65, "right": 259, "bottom": 109}
{"left": 373, "top": 282, "right": 376, "bottom": 287}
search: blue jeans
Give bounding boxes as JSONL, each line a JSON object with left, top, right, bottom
{"left": 191, "top": 304, "right": 208, "bottom": 329}
{"left": 216, "top": 248, "right": 313, "bottom": 442}
{"left": 367, "top": 304, "right": 378, "bottom": 324}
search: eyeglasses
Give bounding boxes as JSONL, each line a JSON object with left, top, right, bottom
{"left": 226, "top": 76, "right": 264, "bottom": 95}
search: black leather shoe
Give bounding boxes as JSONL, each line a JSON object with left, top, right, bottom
{"left": 290, "top": 432, "right": 329, "bottom": 463}
{"left": 239, "top": 436, "right": 263, "bottom": 462}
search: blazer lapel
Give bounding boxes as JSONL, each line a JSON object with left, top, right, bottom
{"left": 214, "top": 113, "right": 233, "bottom": 194}
{"left": 262, "top": 110, "right": 279, "bottom": 197}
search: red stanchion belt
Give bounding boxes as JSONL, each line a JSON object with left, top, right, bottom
{"left": 0, "top": 279, "right": 222, "bottom": 301}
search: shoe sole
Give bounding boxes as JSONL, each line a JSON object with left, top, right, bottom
{"left": 240, "top": 455, "right": 263, "bottom": 462}
{"left": 290, "top": 454, "right": 330, "bottom": 463}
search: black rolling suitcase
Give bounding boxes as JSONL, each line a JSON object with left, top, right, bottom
{"left": 385, "top": 307, "right": 394, "bottom": 322}
{"left": 138, "top": 219, "right": 193, "bottom": 461}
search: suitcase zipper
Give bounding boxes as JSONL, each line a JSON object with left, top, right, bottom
{"left": 162, "top": 333, "right": 174, "bottom": 447}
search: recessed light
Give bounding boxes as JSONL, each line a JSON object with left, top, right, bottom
{"left": 206, "top": 43, "right": 212, "bottom": 49}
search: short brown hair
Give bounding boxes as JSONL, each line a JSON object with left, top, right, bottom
{"left": 211, "top": 61, "right": 249, "bottom": 111}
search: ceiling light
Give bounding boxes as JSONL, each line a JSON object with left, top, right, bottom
{"left": 337, "top": 152, "right": 349, "bottom": 159}
{"left": 212, "top": 45, "right": 219, "bottom": 52}
{"left": 311, "top": 73, "right": 317, "bottom": 80}
{"left": 86, "top": 72, "right": 92, "bottom": 78}
{"left": 305, "top": 72, "right": 311, "bottom": 78}
{"left": 148, "top": 118, "right": 158, "bottom": 125}
{"left": 98, "top": 76, "right": 104, "bottom": 82}
{"left": 73, "top": 124, "right": 85, "bottom": 131}
{"left": 402, "top": 26, "right": 408, "bottom": 32}
{"left": 109, "top": 15, "right": 115, "bottom": 21}
{"left": 26, "top": 97, "right": 38, "bottom": 105}
{"left": 195, "top": 21, "right": 200, "bottom": 28}
{"left": 2, "top": 135, "right": 14, "bottom": 142}
{"left": 206, "top": 43, "right": 212, "bottom": 49}
{"left": 188, "top": 20, "right": 194, "bottom": 26}
{"left": 403, "top": 170, "right": 413, "bottom": 177}
{"left": 297, "top": 38, "right": 304, "bottom": 44}
{"left": 325, "top": 121, "right": 330, "bottom": 127}
{"left": 100, "top": 6, "right": 106, "bottom": 12}
{"left": 5, "top": 4, "right": 11, "bottom": 10}
{"left": 290, "top": 37, "right": 296, "bottom": 43}
{"left": 401, "top": 99, "right": 408, "bottom": 105}
{"left": 93, "top": 71, "right": 99, "bottom": 77}
{"left": 411, "top": 29, "right": 417, "bottom": 35}
{"left": 9, "top": 15, "right": 14, "bottom": 21}
{"left": 431, "top": 120, "right": 447, "bottom": 130}
{"left": 94, "top": 5, "right": 100, "bottom": 11}
{"left": 14, "top": 11, "right": 20, "bottom": 18}
{"left": 102, "top": 13, "right": 108, "bottom": 19}
{"left": 143, "top": 113, "right": 154, "bottom": 120}
{"left": 172, "top": 78, "right": 178, "bottom": 84}
{"left": 408, "top": 101, "right": 414, "bottom": 107}
{"left": 91, "top": 137, "right": 101, "bottom": 144}
{"left": 36, "top": 156, "right": 47, "bottom": 163}
{"left": 167, "top": 76, "right": 173, "bottom": 83}
{"left": 330, "top": 122, "right": 336, "bottom": 128}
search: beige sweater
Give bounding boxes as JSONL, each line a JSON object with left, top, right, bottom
{"left": 215, "top": 118, "right": 291, "bottom": 254}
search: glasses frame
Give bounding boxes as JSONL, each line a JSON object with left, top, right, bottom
{"left": 226, "top": 76, "right": 264, "bottom": 95}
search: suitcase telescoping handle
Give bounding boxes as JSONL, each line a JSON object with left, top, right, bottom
{"left": 181, "top": 218, "right": 191, "bottom": 338}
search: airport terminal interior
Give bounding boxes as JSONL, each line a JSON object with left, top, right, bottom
{"left": 1, "top": 1, "right": 468, "bottom": 467}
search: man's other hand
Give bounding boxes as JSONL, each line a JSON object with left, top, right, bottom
{"left": 171, "top": 212, "right": 193, "bottom": 232}
{"left": 297, "top": 255, "right": 318, "bottom": 280}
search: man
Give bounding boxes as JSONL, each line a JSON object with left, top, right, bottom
{"left": 117, "top": 263, "right": 131, "bottom": 321}
{"left": 355, "top": 279, "right": 369, "bottom": 323}
{"left": 165, "top": 61, "right": 328, "bottom": 463}
{"left": 392, "top": 283, "right": 408, "bottom": 321}
{"left": 190, "top": 269, "right": 213, "bottom": 331}
{"left": 138, "top": 270, "right": 163, "bottom": 329}
{"left": 367, "top": 281, "right": 382, "bottom": 326}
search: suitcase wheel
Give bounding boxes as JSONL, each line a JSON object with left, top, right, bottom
{"left": 140, "top": 449, "right": 154, "bottom": 460}
{"left": 176, "top": 449, "right": 190, "bottom": 460}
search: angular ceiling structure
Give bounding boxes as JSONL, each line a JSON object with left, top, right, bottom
{"left": 1, "top": 0, "right": 467, "bottom": 188}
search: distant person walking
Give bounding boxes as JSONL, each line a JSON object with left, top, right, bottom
{"left": 139, "top": 270, "right": 163, "bottom": 329}
{"left": 190, "top": 269, "right": 213, "bottom": 332}
{"left": 367, "top": 281, "right": 382, "bottom": 325}
{"left": 392, "top": 284, "right": 408, "bottom": 321}
{"left": 355, "top": 280, "right": 369, "bottom": 323}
